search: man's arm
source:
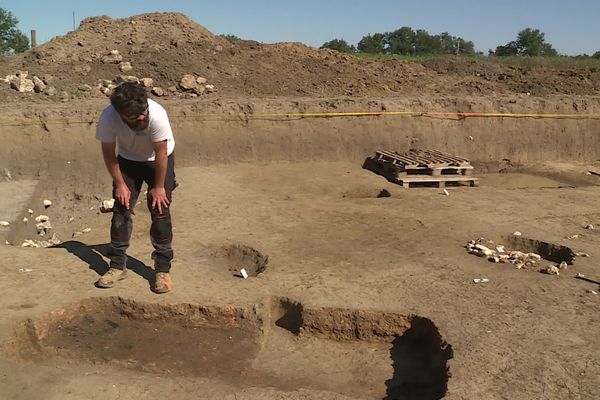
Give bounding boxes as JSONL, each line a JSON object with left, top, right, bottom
{"left": 149, "top": 140, "right": 169, "bottom": 214}
{"left": 101, "top": 141, "right": 130, "bottom": 209}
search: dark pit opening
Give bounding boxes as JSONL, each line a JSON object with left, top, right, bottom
{"left": 504, "top": 235, "right": 575, "bottom": 264}
{"left": 6, "top": 297, "right": 451, "bottom": 399}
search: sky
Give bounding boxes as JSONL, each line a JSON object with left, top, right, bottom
{"left": 6, "top": 0, "right": 600, "bottom": 56}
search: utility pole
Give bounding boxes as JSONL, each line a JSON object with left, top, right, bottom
{"left": 30, "top": 30, "right": 37, "bottom": 47}
{"left": 72, "top": 12, "right": 76, "bottom": 30}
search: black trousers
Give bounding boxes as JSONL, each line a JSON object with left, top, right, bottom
{"left": 107, "top": 154, "right": 175, "bottom": 273}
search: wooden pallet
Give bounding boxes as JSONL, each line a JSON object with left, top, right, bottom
{"left": 398, "top": 175, "right": 478, "bottom": 188}
{"left": 367, "top": 149, "right": 478, "bottom": 187}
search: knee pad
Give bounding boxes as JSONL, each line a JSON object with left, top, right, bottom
{"left": 151, "top": 216, "right": 172, "bottom": 242}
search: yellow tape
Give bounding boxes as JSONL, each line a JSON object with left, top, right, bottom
{"left": 1, "top": 110, "right": 600, "bottom": 127}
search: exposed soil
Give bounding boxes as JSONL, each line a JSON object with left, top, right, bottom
{"left": 1, "top": 11, "right": 600, "bottom": 400}
{"left": 1, "top": 12, "right": 599, "bottom": 103}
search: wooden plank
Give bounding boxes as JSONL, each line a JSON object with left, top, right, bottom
{"left": 399, "top": 176, "right": 478, "bottom": 184}
{"left": 425, "top": 149, "right": 470, "bottom": 164}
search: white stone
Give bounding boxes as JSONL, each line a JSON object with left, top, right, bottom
{"left": 140, "top": 77, "right": 153, "bottom": 87}
{"left": 475, "top": 244, "right": 494, "bottom": 257}
{"left": 102, "top": 51, "right": 123, "bottom": 64}
{"left": 43, "top": 199, "right": 52, "bottom": 208}
{"left": 544, "top": 265, "right": 560, "bottom": 275}
{"left": 0, "top": 221, "right": 9, "bottom": 226}
{"left": 82, "top": 228, "right": 92, "bottom": 233}
{"left": 10, "top": 77, "right": 35, "bottom": 93}
{"left": 119, "top": 62, "right": 133, "bottom": 72}
{"left": 558, "top": 261, "right": 568, "bottom": 270}
{"left": 100, "top": 199, "right": 115, "bottom": 213}
{"left": 151, "top": 87, "right": 164, "bottom": 97}
{"left": 513, "top": 231, "right": 522, "bottom": 236}
{"left": 33, "top": 76, "right": 46, "bottom": 93}
{"left": 180, "top": 74, "right": 197, "bottom": 90}
{"left": 204, "top": 84, "right": 215, "bottom": 93}
{"left": 28, "top": 209, "right": 33, "bottom": 214}
{"left": 585, "top": 224, "right": 594, "bottom": 230}
{"left": 35, "top": 215, "right": 49, "bottom": 223}
{"left": 23, "top": 217, "right": 28, "bottom": 223}
{"left": 196, "top": 76, "right": 207, "bottom": 84}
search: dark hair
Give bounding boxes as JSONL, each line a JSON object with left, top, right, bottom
{"left": 110, "top": 82, "right": 148, "bottom": 112}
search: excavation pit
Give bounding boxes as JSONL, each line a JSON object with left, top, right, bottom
{"left": 215, "top": 244, "right": 268, "bottom": 278}
{"left": 5, "top": 297, "right": 451, "bottom": 399}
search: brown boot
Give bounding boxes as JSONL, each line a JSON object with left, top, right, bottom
{"left": 153, "top": 272, "right": 173, "bottom": 294}
{"left": 95, "top": 268, "right": 127, "bottom": 288}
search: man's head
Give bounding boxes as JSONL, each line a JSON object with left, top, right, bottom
{"left": 110, "top": 82, "right": 149, "bottom": 131}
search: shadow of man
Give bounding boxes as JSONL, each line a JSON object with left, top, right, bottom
{"left": 54, "top": 241, "right": 154, "bottom": 287}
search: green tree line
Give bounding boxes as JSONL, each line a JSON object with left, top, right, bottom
{"left": 322, "top": 27, "right": 475, "bottom": 56}
{"left": 322, "top": 26, "right": 600, "bottom": 59}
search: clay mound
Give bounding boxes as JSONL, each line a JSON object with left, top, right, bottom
{"left": 6, "top": 12, "right": 231, "bottom": 93}
{"left": 0, "top": 11, "right": 599, "bottom": 102}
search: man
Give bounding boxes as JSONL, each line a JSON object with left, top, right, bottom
{"left": 95, "top": 82, "right": 176, "bottom": 294}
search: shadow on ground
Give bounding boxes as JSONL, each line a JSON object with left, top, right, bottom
{"left": 54, "top": 241, "right": 154, "bottom": 285}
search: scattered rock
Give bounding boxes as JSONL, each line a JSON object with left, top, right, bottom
{"left": 466, "top": 237, "right": 543, "bottom": 270}
{"left": 0, "top": 221, "right": 9, "bottom": 227}
{"left": 558, "top": 261, "right": 568, "bottom": 270}
{"left": 542, "top": 265, "right": 560, "bottom": 275}
{"left": 32, "top": 76, "right": 46, "bottom": 93}
{"left": 101, "top": 50, "right": 123, "bottom": 64}
{"left": 151, "top": 87, "right": 164, "bottom": 96}
{"left": 43, "top": 199, "right": 52, "bottom": 208}
{"left": 179, "top": 74, "right": 197, "bottom": 90}
{"left": 584, "top": 224, "right": 594, "bottom": 230}
{"left": 10, "top": 76, "right": 35, "bottom": 93}
{"left": 140, "top": 77, "right": 154, "bottom": 87}
{"left": 100, "top": 198, "right": 115, "bottom": 213}
{"left": 119, "top": 62, "right": 133, "bottom": 72}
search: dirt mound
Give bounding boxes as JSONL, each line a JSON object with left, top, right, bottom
{"left": 0, "top": 12, "right": 599, "bottom": 103}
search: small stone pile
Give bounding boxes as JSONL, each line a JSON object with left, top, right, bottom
{"left": 4, "top": 49, "right": 217, "bottom": 100}
{"left": 21, "top": 214, "right": 61, "bottom": 248}
{"left": 465, "top": 237, "right": 571, "bottom": 275}
{"left": 3, "top": 70, "right": 57, "bottom": 96}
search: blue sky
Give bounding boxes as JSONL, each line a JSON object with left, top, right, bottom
{"left": 7, "top": 0, "right": 600, "bottom": 55}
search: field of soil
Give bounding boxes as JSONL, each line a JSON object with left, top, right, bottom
{"left": 1, "top": 12, "right": 600, "bottom": 400}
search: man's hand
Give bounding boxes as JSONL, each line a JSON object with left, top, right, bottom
{"left": 149, "top": 186, "right": 170, "bottom": 214}
{"left": 115, "top": 183, "right": 131, "bottom": 210}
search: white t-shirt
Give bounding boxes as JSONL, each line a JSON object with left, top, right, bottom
{"left": 96, "top": 99, "right": 175, "bottom": 161}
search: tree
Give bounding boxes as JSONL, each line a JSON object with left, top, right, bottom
{"left": 357, "top": 33, "right": 386, "bottom": 54}
{"left": 385, "top": 26, "right": 415, "bottom": 55}
{"left": 0, "top": 8, "right": 29, "bottom": 55}
{"left": 495, "top": 28, "right": 556, "bottom": 57}
{"left": 592, "top": 51, "right": 600, "bottom": 59}
{"left": 320, "top": 39, "right": 356, "bottom": 53}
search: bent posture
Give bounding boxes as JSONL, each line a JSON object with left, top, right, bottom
{"left": 95, "top": 82, "right": 176, "bottom": 293}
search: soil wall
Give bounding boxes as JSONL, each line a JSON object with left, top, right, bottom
{"left": 1, "top": 95, "right": 600, "bottom": 180}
